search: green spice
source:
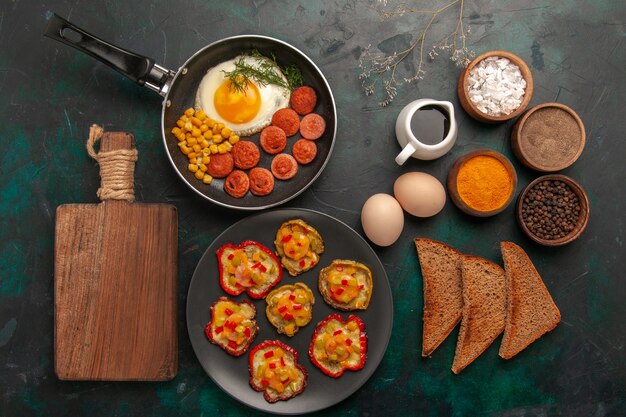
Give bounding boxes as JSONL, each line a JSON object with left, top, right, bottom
{"left": 222, "top": 50, "right": 303, "bottom": 92}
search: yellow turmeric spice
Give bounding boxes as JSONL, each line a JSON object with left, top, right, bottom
{"left": 456, "top": 155, "right": 513, "bottom": 212}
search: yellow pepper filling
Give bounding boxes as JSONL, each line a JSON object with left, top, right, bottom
{"left": 213, "top": 301, "right": 255, "bottom": 349}
{"left": 255, "top": 347, "right": 301, "bottom": 394}
{"left": 328, "top": 266, "right": 363, "bottom": 304}
{"left": 278, "top": 224, "right": 311, "bottom": 261}
{"left": 224, "top": 247, "right": 277, "bottom": 289}
{"left": 313, "top": 319, "right": 361, "bottom": 366}
{"left": 269, "top": 287, "right": 314, "bottom": 336}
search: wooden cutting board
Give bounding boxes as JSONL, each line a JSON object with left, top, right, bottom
{"left": 54, "top": 131, "right": 178, "bottom": 381}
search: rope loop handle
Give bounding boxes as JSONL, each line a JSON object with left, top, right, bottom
{"left": 86, "top": 124, "right": 138, "bottom": 202}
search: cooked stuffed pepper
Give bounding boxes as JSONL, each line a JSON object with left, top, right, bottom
{"left": 274, "top": 219, "right": 324, "bottom": 276}
{"left": 205, "top": 297, "right": 259, "bottom": 356}
{"left": 318, "top": 260, "right": 373, "bottom": 310}
{"left": 265, "top": 283, "right": 315, "bottom": 337}
{"left": 217, "top": 240, "right": 282, "bottom": 299}
{"left": 309, "top": 314, "right": 367, "bottom": 378}
{"left": 249, "top": 340, "right": 307, "bottom": 403}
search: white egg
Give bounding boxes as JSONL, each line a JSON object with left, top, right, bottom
{"left": 361, "top": 193, "right": 405, "bottom": 247}
{"left": 393, "top": 172, "right": 446, "bottom": 217}
{"left": 195, "top": 55, "right": 291, "bottom": 136}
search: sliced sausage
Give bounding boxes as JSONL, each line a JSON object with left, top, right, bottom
{"left": 224, "top": 170, "right": 249, "bottom": 198}
{"left": 259, "top": 126, "right": 287, "bottom": 154}
{"left": 232, "top": 140, "right": 260, "bottom": 170}
{"left": 271, "top": 108, "right": 300, "bottom": 137}
{"left": 206, "top": 152, "right": 234, "bottom": 179}
{"left": 292, "top": 139, "right": 317, "bottom": 165}
{"left": 290, "top": 86, "right": 317, "bottom": 115}
{"left": 271, "top": 153, "right": 298, "bottom": 180}
{"left": 248, "top": 168, "right": 275, "bottom": 196}
{"left": 299, "top": 113, "right": 326, "bottom": 140}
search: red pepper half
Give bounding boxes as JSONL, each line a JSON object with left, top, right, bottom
{"left": 216, "top": 240, "right": 282, "bottom": 299}
{"left": 205, "top": 297, "right": 258, "bottom": 357}
{"left": 308, "top": 314, "right": 367, "bottom": 378}
{"left": 248, "top": 340, "right": 307, "bottom": 403}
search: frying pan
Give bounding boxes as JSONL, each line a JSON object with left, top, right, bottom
{"left": 45, "top": 14, "right": 337, "bottom": 210}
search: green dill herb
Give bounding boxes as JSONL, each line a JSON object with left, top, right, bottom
{"left": 283, "top": 64, "right": 303, "bottom": 89}
{"left": 221, "top": 50, "right": 303, "bottom": 92}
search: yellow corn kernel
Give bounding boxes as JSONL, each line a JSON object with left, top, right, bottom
{"left": 171, "top": 127, "right": 182, "bottom": 135}
{"left": 228, "top": 135, "right": 240, "bottom": 145}
{"left": 195, "top": 109, "right": 207, "bottom": 120}
{"left": 192, "top": 144, "right": 202, "bottom": 153}
{"left": 180, "top": 115, "right": 189, "bottom": 122}
{"left": 200, "top": 139, "right": 210, "bottom": 149}
{"left": 224, "top": 142, "right": 233, "bottom": 152}
{"left": 190, "top": 117, "right": 202, "bottom": 127}
{"left": 177, "top": 132, "right": 186, "bottom": 142}
{"left": 201, "top": 156, "right": 211, "bottom": 165}
{"left": 188, "top": 163, "right": 198, "bottom": 173}
{"left": 201, "top": 148, "right": 211, "bottom": 155}
{"left": 212, "top": 134, "right": 223, "bottom": 144}
{"left": 217, "top": 143, "right": 229, "bottom": 154}
{"left": 212, "top": 124, "right": 221, "bottom": 134}
{"left": 187, "top": 137, "right": 197, "bottom": 146}
{"left": 200, "top": 124, "right": 209, "bottom": 132}
{"left": 194, "top": 170, "right": 205, "bottom": 180}
{"left": 202, "top": 130, "right": 213, "bottom": 140}
{"left": 184, "top": 121, "right": 193, "bottom": 132}
{"left": 199, "top": 163, "right": 208, "bottom": 172}
{"left": 191, "top": 128, "right": 202, "bottom": 137}
{"left": 184, "top": 107, "right": 195, "bottom": 117}
{"left": 189, "top": 151, "right": 198, "bottom": 159}
{"left": 209, "top": 144, "right": 219, "bottom": 154}
{"left": 180, "top": 145, "right": 191, "bottom": 155}
{"left": 176, "top": 119, "right": 185, "bottom": 128}
{"left": 206, "top": 118, "right": 216, "bottom": 128}
{"left": 202, "top": 175, "right": 213, "bottom": 184}
{"left": 177, "top": 140, "right": 186, "bottom": 147}
{"left": 220, "top": 127, "right": 232, "bottom": 138}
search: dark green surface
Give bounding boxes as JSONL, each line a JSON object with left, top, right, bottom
{"left": 1, "top": 1, "right": 625, "bottom": 416}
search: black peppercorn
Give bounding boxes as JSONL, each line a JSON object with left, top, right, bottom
{"left": 521, "top": 180, "right": 580, "bottom": 240}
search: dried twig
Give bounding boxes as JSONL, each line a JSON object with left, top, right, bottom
{"left": 359, "top": 0, "right": 474, "bottom": 106}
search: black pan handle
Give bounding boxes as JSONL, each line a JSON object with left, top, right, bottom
{"left": 44, "top": 13, "right": 175, "bottom": 96}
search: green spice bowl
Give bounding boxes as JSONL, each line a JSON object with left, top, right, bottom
{"left": 516, "top": 174, "right": 590, "bottom": 246}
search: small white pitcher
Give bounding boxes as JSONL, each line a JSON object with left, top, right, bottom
{"left": 395, "top": 99, "right": 457, "bottom": 164}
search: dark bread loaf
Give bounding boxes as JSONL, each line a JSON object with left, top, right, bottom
{"left": 499, "top": 241, "right": 561, "bottom": 359}
{"left": 414, "top": 238, "right": 464, "bottom": 357}
{"left": 452, "top": 255, "right": 506, "bottom": 373}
